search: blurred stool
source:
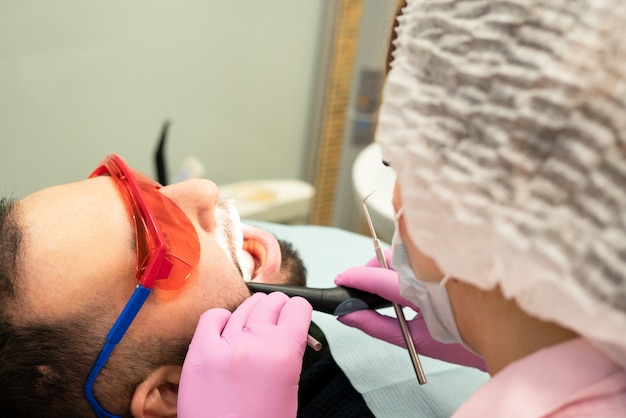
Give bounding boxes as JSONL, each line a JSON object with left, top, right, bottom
{"left": 219, "top": 179, "right": 315, "bottom": 225}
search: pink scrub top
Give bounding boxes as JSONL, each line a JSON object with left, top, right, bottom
{"left": 453, "top": 338, "right": 626, "bottom": 417}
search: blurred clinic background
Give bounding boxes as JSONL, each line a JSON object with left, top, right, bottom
{"left": 0, "top": 0, "right": 399, "bottom": 240}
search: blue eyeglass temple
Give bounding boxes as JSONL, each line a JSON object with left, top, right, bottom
{"left": 84, "top": 284, "right": 152, "bottom": 418}
{"left": 85, "top": 125, "right": 172, "bottom": 417}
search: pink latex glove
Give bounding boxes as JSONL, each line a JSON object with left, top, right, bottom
{"left": 334, "top": 249, "right": 487, "bottom": 372}
{"left": 178, "top": 292, "right": 313, "bottom": 418}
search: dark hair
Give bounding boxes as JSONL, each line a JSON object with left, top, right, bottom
{"left": 0, "top": 317, "right": 105, "bottom": 417}
{"left": 0, "top": 315, "right": 188, "bottom": 417}
{"left": 0, "top": 197, "right": 188, "bottom": 417}
{"left": 277, "top": 239, "right": 308, "bottom": 286}
{"left": 0, "top": 197, "right": 19, "bottom": 299}
{"left": 386, "top": 0, "right": 407, "bottom": 74}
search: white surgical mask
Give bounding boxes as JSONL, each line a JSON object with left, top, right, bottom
{"left": 392, "top": 209, "right": 475, "bottom": 352}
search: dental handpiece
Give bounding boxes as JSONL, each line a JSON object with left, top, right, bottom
{"left": 246, "top": 282, "right": 392, "bottom": 316}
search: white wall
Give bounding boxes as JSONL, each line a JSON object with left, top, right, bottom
{"left": 0, "top": 1, "right": 325, "bottom": 198}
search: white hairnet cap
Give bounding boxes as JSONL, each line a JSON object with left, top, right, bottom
{"left": 377, "top": 0, "right": 626, "bottom": 368}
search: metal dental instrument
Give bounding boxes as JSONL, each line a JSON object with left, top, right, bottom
{"left": 362, "top": 191, "right": 427, "bottom": 385}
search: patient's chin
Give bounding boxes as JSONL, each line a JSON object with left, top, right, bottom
{"left": 248, "top": 269, "right": 283, "bottom": 284}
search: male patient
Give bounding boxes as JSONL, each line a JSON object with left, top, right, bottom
{"left": 0, "top": 154, "right": 370, "bottom": 417}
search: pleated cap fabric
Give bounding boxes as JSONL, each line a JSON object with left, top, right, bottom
{"left": 377, "top": 0, "right": 626, "bottom": 367}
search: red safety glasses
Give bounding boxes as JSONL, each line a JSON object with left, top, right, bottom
{"left": 84, "top": 154, "right": 200, "bottom": 417}
{"left": 90, "top": 153, "right": 200, "bottom": 290}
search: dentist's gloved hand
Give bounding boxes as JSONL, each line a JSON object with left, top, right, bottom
{"left": 178, "top": 292, "right": 313, "bottom": 418}
{"left": 334, "top": 251, "right": 487, "bottom": 372}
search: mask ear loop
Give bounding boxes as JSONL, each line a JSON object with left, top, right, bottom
{"left": 396, "top": 206, "right": 447, "bottom": 284}
{"left": 440, "top": 274, "right": 453, "bottom": 287}
{"left": 396, "top": 207, "right": 452, "bottom": 287}
{"left": 394, "top": 206, "right": 405, "bottom": 222}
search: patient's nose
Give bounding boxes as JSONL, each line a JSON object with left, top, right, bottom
{"left": 160, "top": 179, "right": 220, "bottom": 231}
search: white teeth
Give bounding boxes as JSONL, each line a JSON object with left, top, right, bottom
{"left": 216, "top": 199, "right": 251, "bottom": 282}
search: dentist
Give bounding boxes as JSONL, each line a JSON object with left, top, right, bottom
{"left": 336, "top": 0, "right": 626, "bottom": 416}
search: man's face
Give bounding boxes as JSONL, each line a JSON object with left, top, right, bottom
{"left": 15, "top": 174, "right": 286, "bottom": 342}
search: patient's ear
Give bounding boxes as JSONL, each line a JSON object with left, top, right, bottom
{"left": 130, "top": 365, "right": 181, "bottom": 418}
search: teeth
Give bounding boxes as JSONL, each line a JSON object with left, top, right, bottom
{"left": 216, "top": 199, "right": 251, "bottom": 281}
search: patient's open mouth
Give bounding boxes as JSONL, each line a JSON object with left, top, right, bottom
{"left": 242, "top": 237, "right": 265, "bottom": 281}
{"left": 215, "top": 199, "right": 282, "bottom": 283}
